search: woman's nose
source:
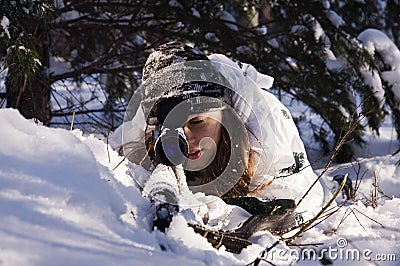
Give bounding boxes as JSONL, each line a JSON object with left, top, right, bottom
{"left": 183, "top": 126, "right": 195, "bottom": 144}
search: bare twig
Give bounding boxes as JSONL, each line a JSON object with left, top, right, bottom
{"left": 352, "top": 208, "right": 385, "bottom": 228}
{"left": 286, "top": 242, "right": 324, "bottom": 248}
{"left": 297, "top": 107, "right": 364, "bottom": 207}
{"left": 106, "top": 132, "right": 111, "bottom": 164}
{"left": 351, "top": 160, "right": 368, "bottom": 199}
{"left": 285, "top": 174, "right": 348, "bottom": 244}
{"left": 281, "top": 203, "right": 343, "bottom": 236}
{"left": 247, "top": 240, "right": 280, "bottom": 266}
{"left": 377, "top": 187, "right": 393, "bottom": 200}
{"left": 348, "top": 208, "right": 367, "bottom": 232}
{"left": 333, "top": 207, "right": 352, "bottom": 233}
{"left": 69, "top": 111, "right": 75, "bottom": 131}
{"left": 371, "top": 170, "right": 378, "bottom": 208}
{"left": 52, "top": 108, "right": 126, "bottom": 117}
{"left": 112, "top": 157, "right": 126, "bottom": 171}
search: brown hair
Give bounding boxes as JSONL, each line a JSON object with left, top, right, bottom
{"left": 119, "top": 108, "right": 260, "bottom": 199}
{"left": 184, "top": 108, "right": 258, "bottom": 198}
{"left": 121, "top": 42, "right": 262, "bottom": 197}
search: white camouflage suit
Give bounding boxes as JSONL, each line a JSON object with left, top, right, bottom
{"left": 110, "top": 51, "right": 327, "bottom": 231}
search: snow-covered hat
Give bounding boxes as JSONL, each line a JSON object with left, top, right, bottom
{"left": 142, "top": 41, "right": 208, "bottom": 83}
{"left": 140, "top": 42, "right": 234, "bottom": 126}
{"left": 140, "top": 42, "right": 274, "bottom": 129}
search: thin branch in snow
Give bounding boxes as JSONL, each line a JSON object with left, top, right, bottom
{"left": 246, "top": 240, "right": 280, "bottom": 266}
{"left": 371, "top": 170, "right": 379, "bottom": 208}
{"left": 106, "top": 133, "right": 111, "bottom": 164}
{"left": 297, "top": 95, "right": 370, "bottom": 208}
{"left": 285, "top": 174, "right": 349, "bottom": 244}
{"left": 69, "top": 111, "right": 75, "bottom": 131}
{"left": 352, "top": 208, "right": 385, "bottom": 228}
{"left": 348, "top": 208, "right": 367, "bottom": 232}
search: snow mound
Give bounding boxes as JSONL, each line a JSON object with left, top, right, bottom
{"left": 0, "top": 108, "right": 399, "bottom": 265}
{"left": 0, "top": 109, "right": 230, "bottom": 265}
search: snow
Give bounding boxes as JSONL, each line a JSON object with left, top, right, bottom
{"left": 326, "top": 10, "right": 345, "bottom": 28}
{"left": 0, "top": 108, "right": 212, "bottom": 265}
{"left": 313, "top": 19, "right": 325, "bottom": 41}
{"left": 0, "top": 106, "right": 399, "bottom": 265}
{"left": 190, "top": 8, "right": 201, "bottom": 18}
{"left": 1, "top": 16, "right": 10, "bottom": 39}
{"left": 1, "top": 19, "right": 400, "bottom": 264}
{"left": 359, "top": 67, "right": 385, "bottom": 108}
{"left": 48, "top": 56, "right": 73, "bottom": 76}
{"left": 358, "top": 29, "right": 400, "bottom": 106}
{"left": 204, "top": 32, "right": 220, "bottom": 43}
{"left": 216, "top": 10, "right": 239, "bottom": 31}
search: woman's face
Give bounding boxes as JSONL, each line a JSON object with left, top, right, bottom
{"left": 183, "top": 110, "right": 223, "bottom": 171}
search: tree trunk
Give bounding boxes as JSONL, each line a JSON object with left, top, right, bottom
{"left": 6, "top": 72, "right": 51, "bottom": 125}
{"left": 5, "top": 30, "right": 51, "bottom": 126}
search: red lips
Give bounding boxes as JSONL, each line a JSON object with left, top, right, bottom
{"left": 188, "top": 150, "right": 201, "bottom": 160}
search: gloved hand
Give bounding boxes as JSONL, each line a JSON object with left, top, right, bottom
{"left": 143, "top": 163, "right": 179, "bottom": 204}
{"left": 143, "top": 163, "right": 209, "bottom": 228}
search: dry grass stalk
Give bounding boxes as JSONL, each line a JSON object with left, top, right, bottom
{"left": 112, "top": 157, "right": 126, "bottom": 171}
{"left": 371, "top": 170, "right": 378, "bottom": 209}
{"left": 69, "top": 111, "right": 75, "bottom": 131}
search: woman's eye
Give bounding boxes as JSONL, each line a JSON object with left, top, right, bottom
{"left": 190, "top": 119, "right": 203, "bottom": 125}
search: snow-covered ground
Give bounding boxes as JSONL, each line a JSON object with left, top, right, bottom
{"left": 0, "top": 108, "right": 399, "bottom": 266}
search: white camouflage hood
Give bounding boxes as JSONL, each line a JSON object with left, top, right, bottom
{"left": 110, "top": 47, "right": 325, "bottom": 218}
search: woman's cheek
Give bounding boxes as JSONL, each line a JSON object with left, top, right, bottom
{"left": 199, "top": 136, "right": 218, "bottom": 151}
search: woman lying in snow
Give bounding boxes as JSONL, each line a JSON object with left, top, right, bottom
{"left": 110, "top": 42, "right": 330, "bottom": 251}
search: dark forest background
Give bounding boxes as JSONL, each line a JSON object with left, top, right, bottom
{"left": 1, "top": 0, "right": 400, "bottom": 163}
